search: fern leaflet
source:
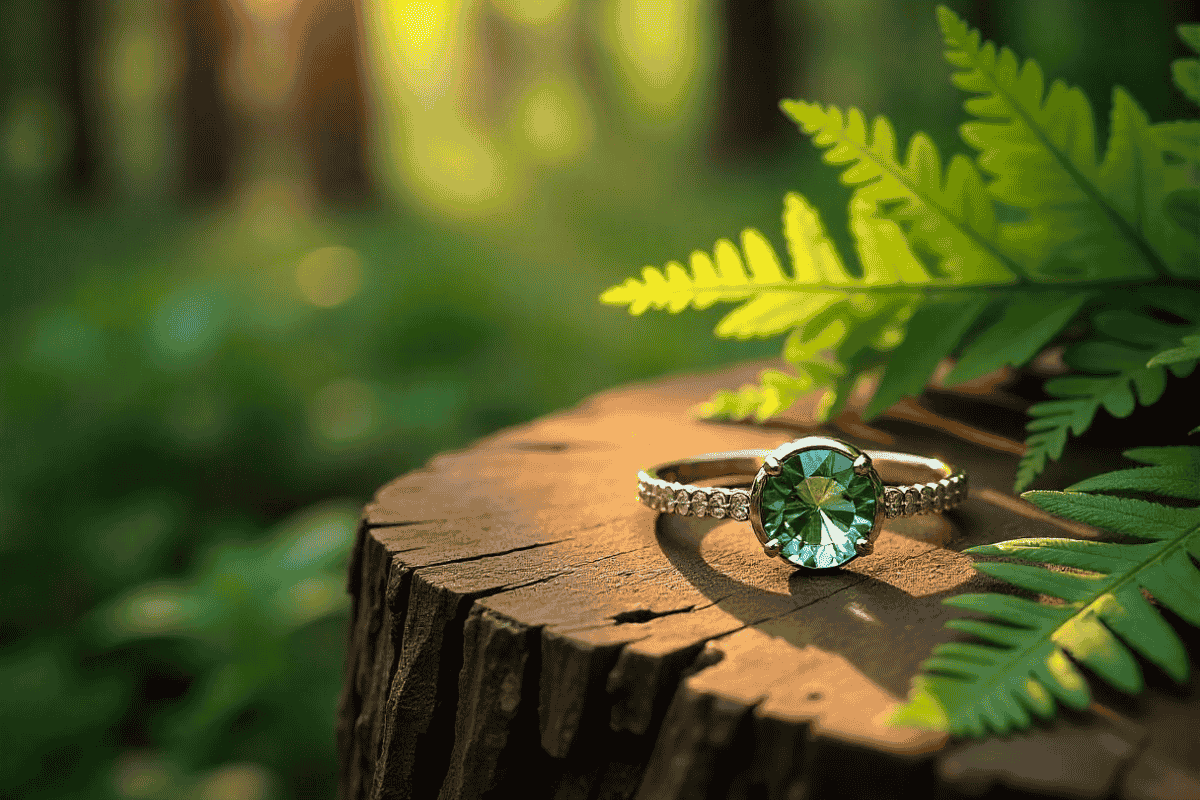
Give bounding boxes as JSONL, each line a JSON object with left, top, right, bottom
{"left": 603, "top": 193, "right": 948, "bottom": 420}
{"left": 1172, "top": 25, "right": 1200, "bottom": 107}
{"left": 780, "top": 99, "right": 1021, "bottom": 284}
{"left": 894, "top": 446, "right": 1200, "bottom": 737}
{"left": 1017, "top": 288, "right": 1200, "bottom": 490}
{"left": 938, "top": 6, "right": 1193, "bottom": 280}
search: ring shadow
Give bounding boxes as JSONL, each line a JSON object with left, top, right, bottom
{"left": 655, "top": 508, "right": 993, "bottom": 701}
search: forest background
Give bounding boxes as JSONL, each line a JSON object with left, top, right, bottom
{"left": 1, "top": 1, "right": 1195, "bottom": 798}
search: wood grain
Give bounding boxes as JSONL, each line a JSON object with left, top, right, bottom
{"left": 337, "top": 362, "right": 1200, "bottom": 800}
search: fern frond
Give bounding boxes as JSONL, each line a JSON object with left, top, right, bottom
{"left": 938, "top": 6, "right": 1185, "bottom": 280}
{"left": 1017, "top": 290, "right": 1200, "bottom": 490}
{"left": 943, "top": 290, "right": 1093, "bottom": 386}
{"left": 1147, "top": 333, "right": 1200, "bottom": 367}
{"left": 600, "top": 194, "right": 933, "bottom": 327}
{"left": 781, "top": 99, "right": 1021, "bottom": 284}
{"left": 604, "top": 194, "right": 949, "bottom": 421}
{"left": 1068, "top": 446, "right": 1200, "bottom": 500}
{"left": 893, "top": 447, "right": 1200, "bottom": 736}
{"left": 1173, "top": 25, "right": 1200, "bottom": 106}
{"left": 599, "top": 231, "right": 792, "bottom": 316}
{"left": 695, "top": 369, "right": 828, "bottom": 423}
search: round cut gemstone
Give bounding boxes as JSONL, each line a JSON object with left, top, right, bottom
{"left": 760, "top": 447, "right": 880, "bottom": 569}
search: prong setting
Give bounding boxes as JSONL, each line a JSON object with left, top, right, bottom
{"left": 854, "top": 539, "right": 875, "bottom": 556}
{"left": 763, "top": 456, "right": 783, "bottom": 476}
{"left": 853, "top": 453, "right": 872, "bottom": 476}
{"left": 763, "top": 538, "right": 781, "bottom": 557}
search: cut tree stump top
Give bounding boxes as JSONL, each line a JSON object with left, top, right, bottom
{"left": 337, "top": 362, "right": 1200, "bottom": 800}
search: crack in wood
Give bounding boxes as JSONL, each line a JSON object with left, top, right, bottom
{"left": 414, "top": 539, "right": 570, "bottom": 570}
{"left": 611, "top": 606, "right": 697, "bottom": 625}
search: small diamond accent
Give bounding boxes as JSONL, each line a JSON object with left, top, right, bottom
{"left": 729, "top": 492, "right": 750, "bottom": 521}
{"left": 674, "top": 488, "right": 691, "bottom": 516}
{"left": 690, "top": 490, "right": 709, "bottom": 517}
{"left": 902, "top": 488, "right": 921, "bottom": 516}
{"left": 935, "top": 479, "right": 951, "bottom": 511}
{"left": 655, "top": 485, "right": 670, "bottom": 512}
{"left": 883, "top": 487, "right": 903, "bottom": 517}
{"left": 919, "top": 485, "right": 936, "bottom": 514}
{"left": 708, "top": 492, "right": 729, "bottom": 519}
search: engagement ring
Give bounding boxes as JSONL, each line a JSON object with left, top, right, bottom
{"left": 637, "top": 436, "right": 967, "bottom": 569}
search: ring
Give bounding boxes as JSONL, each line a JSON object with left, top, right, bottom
{"left": 636, "top": 436, "right": 967, "bottom": 569}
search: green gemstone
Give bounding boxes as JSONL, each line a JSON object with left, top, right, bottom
{"left": 760, "top": 447, "right": 880, "bottom": 569}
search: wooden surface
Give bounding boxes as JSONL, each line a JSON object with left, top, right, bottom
{"left": 337, "top": 362, "right": 1200, "bottom": 800}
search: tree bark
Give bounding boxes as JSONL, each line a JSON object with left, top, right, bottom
{"left": 338, "top": 362, "right": 1200, "bottom": 800}
{"left": 712, "top": 0, "right": 790, "bottom": 159}
{"left": 294, "top": 0, "right": 373, "bottom": 204}
{"left": 175, "top": 0, "right": 238, "bottom": 202}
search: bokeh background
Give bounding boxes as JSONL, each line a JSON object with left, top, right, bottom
{"left": 1, "top": 1, "right": 1195, "bottom": 798}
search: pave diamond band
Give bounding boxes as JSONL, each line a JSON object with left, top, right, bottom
{"left": 637, "top": 438, "right": 967, "bottom": 570}
{"left": 637, "top": 482, "right": 752, "bottom": 520}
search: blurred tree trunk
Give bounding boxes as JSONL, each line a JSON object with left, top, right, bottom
{"left": 713, "top": 0, "right": 790, "bottom": 159}
{"left": 57, "top": 0, "right": 100, "bottom": 196}
{"left": 294, "top": 0, "right": 373, "bottom": 204}
{"left": 175, "top": 0, "right": 238, "bottom": 202}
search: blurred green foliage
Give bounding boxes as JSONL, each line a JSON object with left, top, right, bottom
{"left": 0, "top": 1, "right": 1192, "bottom": 798}
{"left": 0, "top": 182, "right": 792, "bottom": 798}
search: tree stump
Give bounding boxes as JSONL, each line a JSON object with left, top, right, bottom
{"left": 337, "top": 362, "right": 1200, "bottom": 800}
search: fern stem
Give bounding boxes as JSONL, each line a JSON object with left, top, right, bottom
{"left": 652, "top": 275, "right": 1196, "bottom": 306}
{"left": 966, "top": 51, "right": 1173, "bottom": 280}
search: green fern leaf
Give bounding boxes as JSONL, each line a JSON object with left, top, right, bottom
{"left": 694, "top": 368, "right": 822, "bottom": 423}
{"left": 938, "top": 6, "right": 1179, "bottom": 280}
{"left": 1016, "top": 290, "right": 1200, "bottom": 490}
{"left": 893, "top": 448, "right": 1200, "bottom": 736}
{"left": 865, "top": 294, "right": 989, "bottom": 418}
{"left": 781, "top": 98, "right": 1020, "bottom": 284}
{"left": 1147, "top": 333, "right": 1200, "bottom": 367}
{"left": 600, "top": 194, "right": 931, "bottom": 333}
{"left": 1068, "top": 446, "right": 1200, "bottom": 500}
{"left": 944, "top": 290, "right": 1092, "bottom": 385}
{"left": 603, "top": 193, "right": 947, "bottom": 421}
{"left": 1173, "top": 25, "right": 1200, "bottom": 106}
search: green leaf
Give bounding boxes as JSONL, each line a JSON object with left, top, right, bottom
{"left": 1163, "top": 189, "right": 1200, "bottom": 237}
{"left": 1173, "top": 25, "right": 1200, "bottom": 105}
{"left": 600, "top": 193, "right": 930, "bottom": 333}
{"left": 1147, "top": 333, "right": 1200, "bottom": 367}
{"left": 945, "top": 291, "right": 1091, "bottom": 385}
{"left": 1067, "top": 446, "right": 1200, "bottom": 500}
{"left": 939, "top": 6, "right": 1174, "bottom": 279}
{"left": 1016, "top": 292, "right": 1200, "bottom": 490}
{"left": 865, "top": 293, "right": 989, "bottom": 418}
{"left": 605, "top": 192, "right": 948, "bottom": 421}
{"left": 1023, "top": 491, "right": 1200, "bottom": 539}
{"left": 781, "top": 98, "right": 1020, "bottom": 284}
{"left": 893, "top": 448, "right": 1200, "bottom": 736}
